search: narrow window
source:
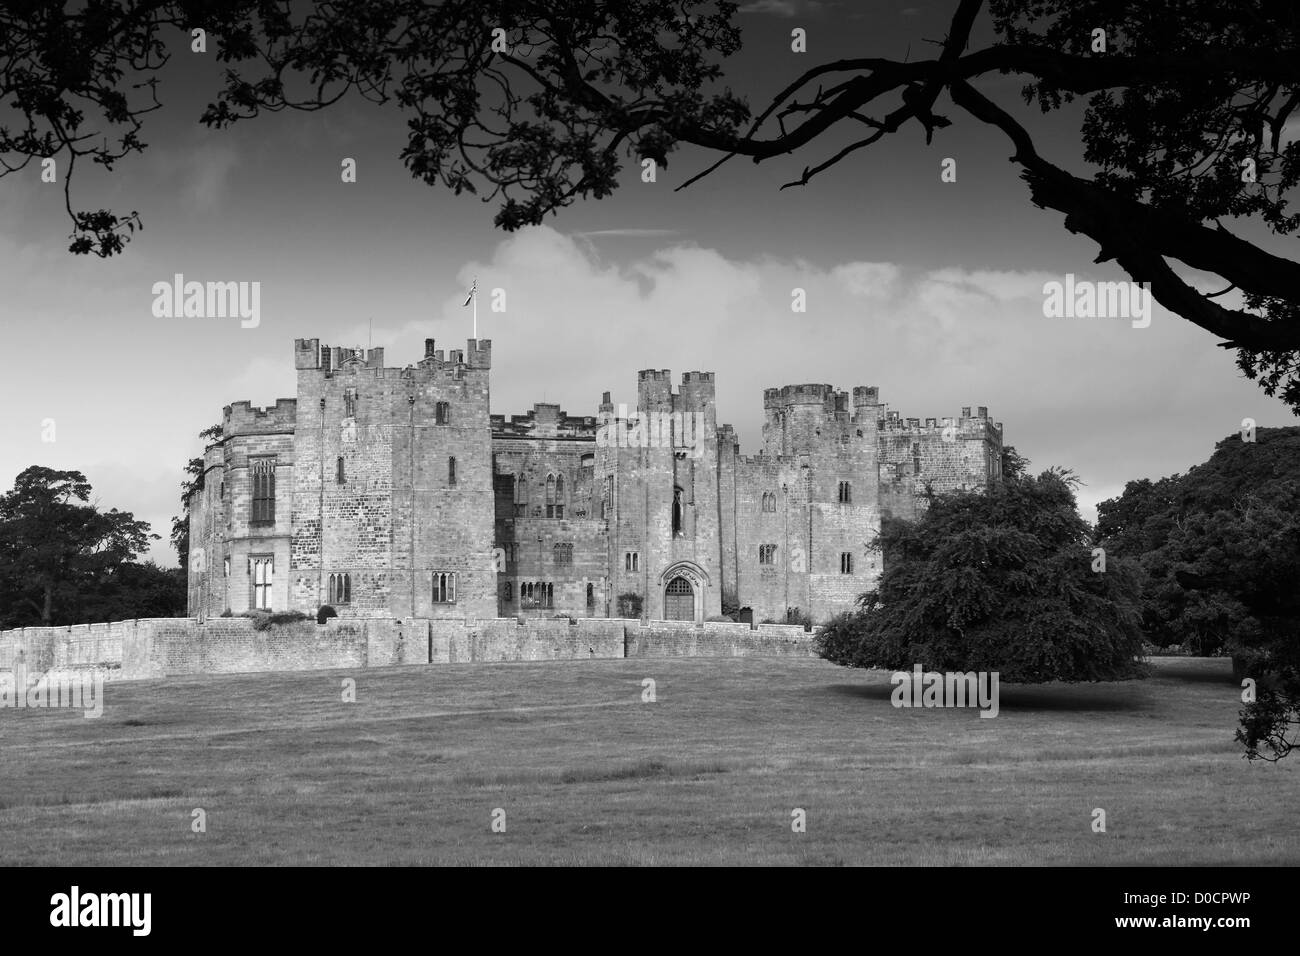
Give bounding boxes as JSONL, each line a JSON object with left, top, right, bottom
{"left": 502, "top": 581, "right": 513, "bottom": 603}
{"left": 344, "top": 388, "right": 357, "bottom": 418}
{"left": 546, "top": 583, "right": 554, "bottom": 608}
{"left": 554, "top": 474, "right": 565, "bottom": 519}
{"left": 672, "top": 485, "right": 683, "bottom": 536}
{"left": 586, "top": 583, "right": 595, "bottom": 608}
{"left": 336, "top": 456, "right": 345, "bottom": 484}
{"left": 251, "top": 458, "right": 276, "bottom": 524}
{"left": 435, "top": 401, "right": 450, "bottom": 425}
{"left": 448, "top": 457, "right": 457, "bottom": 486}
{"left": 840, "top": 552, "right": 854, "bottom": 574}
{"left": 329, "top": 572, "right": 352, "bottom": 605}
{"left": 432, "top": 572, "right": 457, "bottom": 603}
{"left": 251, "top": 556, "right": 273, "bottom": 609}
{"left": 838, "top": 481, "right": 852, "bottom": 504}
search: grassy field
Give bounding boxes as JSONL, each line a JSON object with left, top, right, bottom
{"left": 1, "top": 655, "right": 1296, "bottom": 865}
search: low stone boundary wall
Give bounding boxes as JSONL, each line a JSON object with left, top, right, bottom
{"left": 0, "top": 614, "right": 817, "bottom": 683}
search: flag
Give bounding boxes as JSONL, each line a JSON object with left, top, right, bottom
{"left": 463, "top": 279, "right": 476, "bottom": 307}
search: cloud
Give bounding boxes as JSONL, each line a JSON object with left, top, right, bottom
{"left": 571, "top": 229, "right": 683, "bottom": 239}
{"left": 185, "top": 144, "right": 240, "bottom": 212}
{"left": 12, "top": 225, "right": 1287, "bottom": 574}
{"left": 738, "top": 0, "right": 828, "bottom": 17}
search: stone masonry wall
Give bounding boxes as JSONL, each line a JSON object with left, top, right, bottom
{"left": 0, "top": 616, "right": 816, "bottom": 684}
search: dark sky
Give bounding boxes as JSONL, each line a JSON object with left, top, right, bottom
{"left": 1, "top": 0, "right": 1294, "bottom": 565}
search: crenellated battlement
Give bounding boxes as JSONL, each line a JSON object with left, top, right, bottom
{"left": 492, "top": 402, "right": 598, "bottom": 439}
{"left": 875, "top": 408, "right": 1003, "bottom": 440}
{"left": 223, "top": 398, "right": 297, "bottom": 435}
{"left": 764, "top": 383, "right": 839, "bottom": 408}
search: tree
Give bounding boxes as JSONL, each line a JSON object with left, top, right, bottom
{"left": 6, "top": 2, "right": 1300, "bottom": 407}
{"left": 171, "top": 422, "right": 223, "bottom": 571}
{"left": 0, "top": 466, "right": 156, "bottom": 627}
{"left": 1096, "top": 427, "right": 1300, "bottom": 761}
{"left": 1096, "top": 426, "right": 1300, "bottom": 654}
{"left": 816, "top": 452, "right": 1147, "bottom": 683}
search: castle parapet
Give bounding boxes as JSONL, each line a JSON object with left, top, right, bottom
{"left": 223, "top": 398, "right": 298, "bottom": 436}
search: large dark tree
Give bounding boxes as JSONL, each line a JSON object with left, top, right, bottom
{"left": 0, "top": 466, "right": 157, "bottom": 627}
{"left": 5, "top": 2, "right": 1300, "bottom": 407}
{"left": 1096, "top": 427, "right": 1300, "bottom": 760}
{"left": 816, "top": 451, "right": 1148, "bottom": 683}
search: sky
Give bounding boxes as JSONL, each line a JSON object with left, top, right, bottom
{"left": 0, "top": 0, "right": 1294, "bottom": 567}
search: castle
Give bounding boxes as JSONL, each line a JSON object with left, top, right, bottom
{"left": 186, "top": 338, "right": 1004, "bottom": 625}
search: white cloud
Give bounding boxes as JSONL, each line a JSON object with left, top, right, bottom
{"left": 11, "top": 224, "right": 1289, "bottom": 570}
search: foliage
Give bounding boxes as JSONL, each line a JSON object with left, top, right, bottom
{"left": 170, "top": 423, "right": 222, "bottom": 571}
{"left": 816, "top": 459, "right": 1147, "bottom": 683}
{"left": 6, "top": 3, "right": 1300, "bottom": 405}
{"left": 1096, "top": 426, "right": 1300, "bottom": 760}
{"left": 240, "top": 609, "right": 311, "bottom": 630}
{"left": 0, "top": 467, "right": 158, "bottom": 627}
{"left": 1096, "top": 427, "right": 1300, "bottom": 655}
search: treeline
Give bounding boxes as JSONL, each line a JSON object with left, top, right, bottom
{"left": 818, "top": 428, "right": 1300, "bottom": 761}
{"left": 0, "top": 467, "right": 184, "bottom": 629}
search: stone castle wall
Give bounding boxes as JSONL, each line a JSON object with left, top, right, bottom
{"left": 0, "top": 616, "right": 816, "bottom": 685}
{"left": 187, "top": 338, "right": 1004, "bottom": 629}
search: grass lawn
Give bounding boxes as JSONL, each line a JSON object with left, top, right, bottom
{"left": 1, "top": 655, "right": 1296, "bottom": 865}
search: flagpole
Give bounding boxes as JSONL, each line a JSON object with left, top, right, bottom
{"left": 473, "top": 278, "right": 477, "bottom": 339}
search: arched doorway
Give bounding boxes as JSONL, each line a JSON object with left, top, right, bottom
{"left": 664, "top": 576, "right": 694, "bottom": 621}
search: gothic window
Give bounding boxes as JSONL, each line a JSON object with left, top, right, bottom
{"left": 759, "top": 544, "right": 776, "bottom": 565}
{"left": 554, "top": 474, "right": 565, "bottom": 519}
{"left": 840, "top": 552, "right": 854, "bottom": 574}
{"left": 546, "top": 583, "right": 554, "bottom": 608}
{"left": 251, "top": 556, "right": 273, "bottom": 609}
{"left": 838, "top": 481, "right": 852, "bottom": 504}
{"left": 251, "top": 458, "right": 276, "bottom": 524}
{"left": 761, "top": 492, "right": 777, "bottom": 513}
{"left": 448, "top": 457, "right": 457, "bottom": 486}
{"left": 501, "top": 581, "right": 513, "bottom": 602}
{"left": 432, "top": 572, "right": 457, "bottom": 603}
{"left": 336, "top": 456, "right": 345, "bottom": 484}
{"left": 625, "top": 551, "right": 639, "bottom": 572}
{"left": 546, "top": 474, "right": 557, "bottom": 518}
{"left": 672, "top": 485, "right": 683, "bottom": 536}
{"left": 435, "top": 401, "right": 450, "bottom": 425}
{"left": 554, "top": 543, "right": 573, "bottom": 566}
{"left": 329, "top": 572, "right": 351, "bottom": 605}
